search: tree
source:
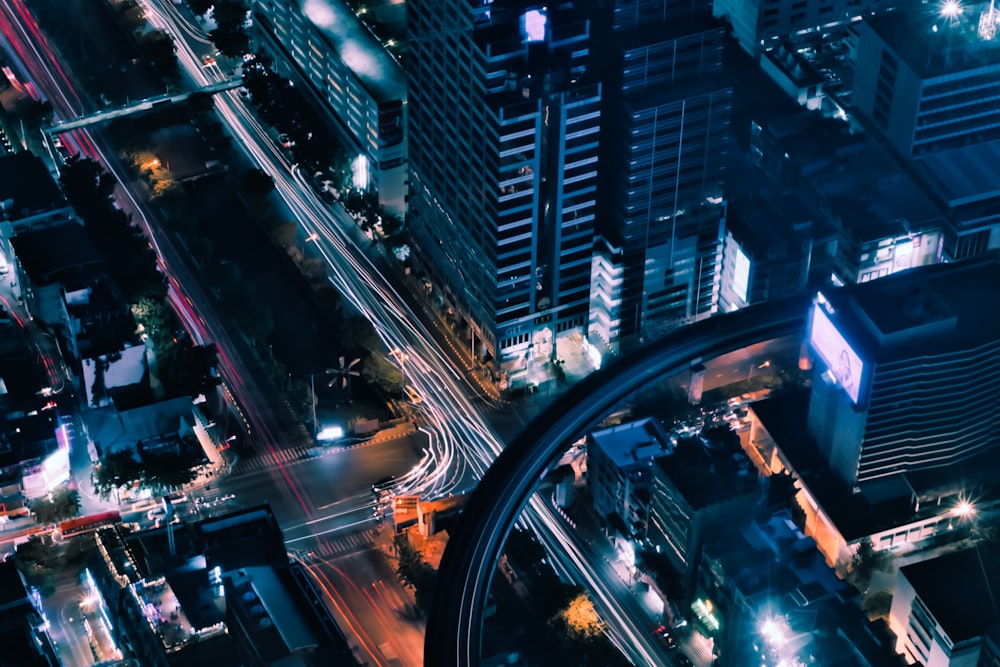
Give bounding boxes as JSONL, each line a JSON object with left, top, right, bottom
{"left": 139, "top": 30, "right": 180, "bottom": 81}
{"left": 159, "top": 342, "right": 222, "bottom": 398}
{"left": 30, "top": 487, "right": 81, "bottom": 524}
{"left": 395, "top": 539, "right": 436, "bottom": 612}
{"left": 849, "top": 537, "right": 889, "bottom": 591}
{"left": 185, "top": 0, "right": 214, "bottom": 16}
{"left": 362, "top": 353, "right": 405, "bottom": 396}
{"left": 556, "top": 591, "right": 605, "bottom": 641}
{"left": 209, "top": 26, "right": 250, "bottom": 57}
{"left": 94, "top": 450, "right": 143, "bottom": 500}
{"left": 14, "top": 536, "right": 58, "bottom": 596}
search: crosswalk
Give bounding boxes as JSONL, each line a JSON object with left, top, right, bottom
{"left": 313, "top": 529, "right": 377, "bottom": 558}
{"left": 230, "top": 444, "right": 315, "bottom": 474}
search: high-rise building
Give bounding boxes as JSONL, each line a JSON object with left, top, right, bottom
{"left": 714, "top": 0, "right": 898, "bottom": 57}
{"left": 253, "top": 0, "right": 407, "bottom": 216}
{"left": 586, "top": 418, "right": 674, "bottom": 541}
{"left": 851, "top": 6, "right": 1000, "bottom": 260}
{"left": 805, "top": 256, "right": 1000, "bottom": 486}
{"left": 406, "top": 0, "right": 602, "bottom": 366}
{"left": 589, "top": 0, "right": 731, "bottom": 352}
{"left": 852, "top": 7, "right": 1000, "bottom": 159}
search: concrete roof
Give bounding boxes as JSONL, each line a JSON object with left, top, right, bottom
{"left": 588, "top": 418, "right": 673, "bottom": 469}
{"left": 901, "top": 541, "right": 1000, "bottom": 642}
{"left": 301, "top": 0, "right": 407, "bottom": 104}
{"left": 0, "top": 152, "right": 67, "bottom": 220}
{"left": 832, "top": 255, "right": 1000, "bottom": 362}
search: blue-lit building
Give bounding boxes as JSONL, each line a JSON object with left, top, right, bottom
{"left": 590, "top": 0, "right": 732, "bottom": 352}
{"left": 406, "top": 0, "right": 602, "bottom": 367}
{"left": 852, "top": 6, "right": 1000, "bottom": 260}
{"left": 253, "top": 0, "right": 407, "bottom": 216}
{"left": 88, "top": 505, "right": 359, "bottom": 666}
{"left": 586, "top": 418, "right": 674, "bottom": 541}
{"left": 0, "top": 560, "right": 61, "bottom": 666}
{"left": 745, "top": 257, "right": 1000, "bottom": 569}
{"left": 713, "top": 0, "right": 899, "bottom": 57}
{"left": 889, "top": 542, "right": 1000, "bottom": 666}
{"left": 853, "top": 7, "right": 1000, "bottom": 159}
{"left": 805, "top": 257, "right": 1000, "bottom": 486}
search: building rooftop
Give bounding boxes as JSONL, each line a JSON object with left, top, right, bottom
{"left": 752, "top": 390, "right": 1000, "bottom": 541}
{"left": 831, "top": 254, "right": 1000, "bottom": 362}
{"left": 301, "top": 0, "right": 406, "bottom": 104}
{"left": 654, "top": 426, "right": 758, "bottom": 510}
{"left": 901, "top": 541, "right": 1000, "bottom": 642}
{"left": 758, "top": 112, "right": 945, "bottom": 240}
{"left": 9, "top": 222, "right": 102, "bottom": 285}
{"left": 914, "top": 139, "right": 1000, "bottom": 207}
{"left": 0, "top": 152, "right": 68, "bottom": 221}
{"left": 0, "top": 558, "right": 27, "bottom": 610}
{"left": 589, "top": 418, "right": 674, "bottom": 470}
{"left": 866, "top": 6, "right": 1000, "bottom": 79}
{"left": 229, "top": 566, "right": 318, "bottom": 659}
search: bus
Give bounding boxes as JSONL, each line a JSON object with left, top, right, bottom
{"left": 58, "top": 511, "right": 121, "bottom": 539}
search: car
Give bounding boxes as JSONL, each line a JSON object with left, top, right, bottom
{"left": 278, "top": 133, "right": 295, "bottom": 148}
{"left": 371, "top": 475, "right": 396, "bottom": 494}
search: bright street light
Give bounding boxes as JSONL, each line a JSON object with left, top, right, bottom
{"left": 941, "top": 0, "right": 962, "bottom": 19}
{"left": 952, "top": 500, "right": 976, "bottom": 517}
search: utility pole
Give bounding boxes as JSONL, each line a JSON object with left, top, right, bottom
{"left": 310, "top": 373, "right": 317, "bottom": 437}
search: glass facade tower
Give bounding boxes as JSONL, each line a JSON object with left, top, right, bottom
{"left": 406, "top": 0, "right": 602, "bottom": 365}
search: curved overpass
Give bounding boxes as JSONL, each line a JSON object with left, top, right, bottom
{"left": 424, "top": 294, "right": 812, "bottom": 667}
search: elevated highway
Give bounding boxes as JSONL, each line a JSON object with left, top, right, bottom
{"left": 424, "top": 294, "right": 812, "bottom": 666}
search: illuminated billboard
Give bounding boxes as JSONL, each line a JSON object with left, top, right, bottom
{"left": 732, "top": 246, "right": 750, "bottom": 303}
{"left": 521, "top": 7, "right": 548, "bottom": 43}
{"left": 809, "top": 302, "right": 865, "bottom": 404}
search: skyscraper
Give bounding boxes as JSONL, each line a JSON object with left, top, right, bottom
{"left": 406, "top": 0, "right": 602, "bottom": 367}
{"left": 805, "top": 257, "right": 1000, "bottom": 486}
{"left": 589, "top": 0, "right": 731, "bottom": 352}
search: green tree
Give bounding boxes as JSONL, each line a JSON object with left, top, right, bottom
{"left": 849, "top": 537, "right": 889, "bottom": 592}
{"left": 30, "top": 487, "right": 81, "bottom": 523}
{"left": 94, "top": 450, "right": 143, "bottom": 500}
{"left": 132, "top": 296, "right": 171, "bottom": 341}
{"left": 395, "top": 539, "right": 436, "bottom": 612}
{"left": 159, "top": 342, "right": 222, "bottom": 398}
{"left": 140, "top": 30, "right": 180, "bottom": 81}
{"left": 362, "top": 353, "right": 404, "bottom": 396}
{"left": 141, "top": 453, "right": 199, "bottom": 492}
{"left": 14, "top": 536, "right": 58, "bottom": 596}
{"left": 186, "top": 0, "right": 214, "bottom": 16}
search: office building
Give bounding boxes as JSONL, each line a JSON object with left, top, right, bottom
{"left": 586, "top": 418, "right": 674, "bottom": 541}
{"left": 805, "top": 257, "right": 1000, "bottom": 486}
{"left": 88, "top": 505, "right": 359, "bottom": 666}
{"left": 852, "top": 6, "right": 1000, "bottom": 261}
{"left": 743, "top": 258, "right": 1000, "bottom": 569}
{"left": 889, "top": 543, "right": 1000, "bottom": 666}
{"left": 590, "top": 0, "right": 732, "bottom": 352}
{"left": 0, "top": 560, "right": 61, "bottom": 666}
{"left": 406, "top": 0, "right": 602, "bottom": 366}
{"left": 714, "top": 0, "right": 898, "bottom": 57}
{"left": 253, "top": 0, "right": 407, "bottom": 216}
{"left": 853, "top": 7, "right": 1000, "bottom": 158}
{"left": 647, "top": 427, "right": 758, "bottom": 601}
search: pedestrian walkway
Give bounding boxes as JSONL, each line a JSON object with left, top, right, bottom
{"left": 313, "top": 529, "right": 377, "bottom": 559}
{"left": 229, "top": 443, "right": 314, "bottom": 474}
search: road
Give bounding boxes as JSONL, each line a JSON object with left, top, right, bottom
{"left": 3, "top": 2, "right": 773, "bottom": 666}
{"left": 135, "top": 1, "right": 723, "bottom": 664}
{"left": 425, "top": 296, "right": 812, "bottom": 666}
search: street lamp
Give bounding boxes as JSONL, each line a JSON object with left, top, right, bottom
{"left": 748, "top": 360, "right": 771, "bottom": 383}
{"left": 952, "top": 500, "right": 975, "bottom": 518}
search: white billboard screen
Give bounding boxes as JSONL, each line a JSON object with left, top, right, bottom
{"left": 809, "top": 303, "right": 865, "bottom": 404}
